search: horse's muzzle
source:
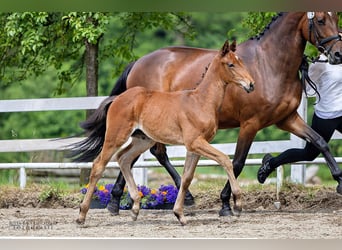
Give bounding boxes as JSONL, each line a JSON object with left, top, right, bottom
{"left": 328, "top": 51, "right": 342, "bottom": 65}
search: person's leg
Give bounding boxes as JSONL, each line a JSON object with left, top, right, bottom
{"left": 258, "top": 113, "right": 339, "bottom": 183}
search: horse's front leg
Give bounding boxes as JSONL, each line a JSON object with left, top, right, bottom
{"left": 150, "top": 143, "right": 195, "bottom": 205}
{"left": 277, "top": 113, "right": 342, "bottom": 194}
{"left": 173, "top": 152, "right": 200, "bottom": 226}
{"left": 219, "top": 125, "right": 257, "bottom": 216}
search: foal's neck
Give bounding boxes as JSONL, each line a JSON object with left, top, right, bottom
{"left": 195, "top": 60, "right": 227, "bottom": 109}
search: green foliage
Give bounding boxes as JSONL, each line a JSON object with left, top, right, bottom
{"left": 38, "top": 185, "right": 64, "bottom": 202}
{"left": 242, "top": 12, "right": 277, "bottom": 37}
{"left": 62, "top": 12, "right": 109, "bottom": 45}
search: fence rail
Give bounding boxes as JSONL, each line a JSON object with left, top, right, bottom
{"left": 0, "top": 96, "right": 341, "bottom": 189}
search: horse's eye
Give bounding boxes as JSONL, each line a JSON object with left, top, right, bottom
{"left": 228, "top": 63, "right": 234, "bottom": 68}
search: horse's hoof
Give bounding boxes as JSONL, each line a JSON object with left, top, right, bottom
{"left": 336, "top": 183, "right": 342, "bottom": 195}
{"left": 184, "top": 193, "right": 195, "bottom": 206}
{"left": 219, "top": 207, "right": 234, "bottom": 217}
{"left": 107, "top": 201, "right": 120, "bottom": 216}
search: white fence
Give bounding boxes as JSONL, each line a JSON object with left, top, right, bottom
{"left": 0, "top": 95, "right": 341, "bottom": 189}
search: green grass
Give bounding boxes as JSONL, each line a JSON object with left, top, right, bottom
{"left": 0, "top": 169, "right": 19, "bottom": 186}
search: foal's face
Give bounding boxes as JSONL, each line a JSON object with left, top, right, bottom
{"left": 220, "top": 49, "right": 255, "bottom": 93}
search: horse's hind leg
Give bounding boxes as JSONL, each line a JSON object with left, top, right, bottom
{"left": 150, "top": 143, "right": 195, "bottom": 205}
{"left": 116, "top": 131, "right": 155, "bottom": 221}
{"left": 173, "top": 151, "right": 200, "bottom": 226}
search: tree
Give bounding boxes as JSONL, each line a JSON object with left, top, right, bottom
{"left": 0, "top": 12, "right": 194, "bottom": 184}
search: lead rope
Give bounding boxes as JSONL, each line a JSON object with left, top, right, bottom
{"left": 300, "top": 55, "right": 321, "bottom": 104}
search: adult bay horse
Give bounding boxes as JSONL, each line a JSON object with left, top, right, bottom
{"left": 74, "top": 12, "right": 342, "bottom": 217}
{"left": 75, "top": 40, "right": 255, "bottom": 225}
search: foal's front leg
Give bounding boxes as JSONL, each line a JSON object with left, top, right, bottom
{"left": 189, "top": 138, "right": 242, "bottom": 215}
{"left": 173, "top": 152, "right": 200, "bottom": 226}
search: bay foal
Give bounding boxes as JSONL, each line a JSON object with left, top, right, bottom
{"left": 76, "top": 40, "right": 254, "bottom": 225}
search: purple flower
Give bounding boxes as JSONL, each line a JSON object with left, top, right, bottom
{"left": 137, "top": 185, "right": 150, "bottom": 197}
{"left": 80, "top": 187, "right": 87, "bottom": 195}
{"left": 159, "top": 185, "right": 178, "bottom": 203}
{"left": 80, "top": 184, "right": 178, "bottom": 209}
{"left": 105, "top": 183, "right": 114, "bottom": 192}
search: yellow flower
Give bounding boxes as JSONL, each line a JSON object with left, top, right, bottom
{"left": 85, "top": 183, "right": 89, "bottom": 188}
{"left": 151, "top": 189, "right": 157, "bottom": 195}
{"left": 138, "top": 191, "right": 144, "bottom": 197}
{"left": 98, "top": 185, "right": 105, "bottom": 191}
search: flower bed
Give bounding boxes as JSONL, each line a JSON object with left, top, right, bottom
{"left": 80, "top": 184, "right": 178, "bottom": 209}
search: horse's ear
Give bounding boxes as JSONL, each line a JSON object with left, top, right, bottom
{"left": 221, "top": 40, "right": 230, "bottom": 57}
{"left": 229, "top": 39, "right": 237, "bottom": 52}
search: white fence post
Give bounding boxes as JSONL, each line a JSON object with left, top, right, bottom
{"left": 276, "top": 165, "right": 283, "bottom": 199}
{"left": 19, "top": 167, "right": 27, "bottom": 189}
{"left": 132, "top": 155, "right": 148, "bottom": 186}
{"left": 290, "top": 94, "right": 307, "bottom": 184}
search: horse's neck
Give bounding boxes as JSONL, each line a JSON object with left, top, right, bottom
{"left": 251, "top": 13, "right": 306, "bottom": 70}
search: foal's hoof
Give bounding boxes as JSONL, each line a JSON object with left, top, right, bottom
{"left": 218, "top": 207, "right": 234, "bottom": 217}
{"left": 174, "top": 212, "right": 187, "bottom": 226}
{"left": 184, "top": 192, "right": 195, "bottom": 206}
{"left": 130, "top": 210, "right": 139, "bottom": 221}
{"left": 107, "top": 201, "right": 120, "bottom": 216}
{"left": 76, "top": 218, "right": 85, "bottom": 225}
{"left": 233, "top": 206, "right": 242, "bottom": 217}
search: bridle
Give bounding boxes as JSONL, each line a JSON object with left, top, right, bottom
{"left": 307, "top": 12, "right": 341, "bottom": 55}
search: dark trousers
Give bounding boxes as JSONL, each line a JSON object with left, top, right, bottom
{"left": 269, "top": 113, "right": 342, "bottom": 168}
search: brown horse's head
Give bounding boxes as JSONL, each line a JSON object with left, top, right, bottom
{"left": 218, "top": 40, "right": 255, "bottom": 93}
{"left": 303, "top": 12, "right": 342, "bottom": 64}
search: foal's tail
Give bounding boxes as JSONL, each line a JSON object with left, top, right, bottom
{"left": 68, "top": 61, "right": 136, "bottom": 162}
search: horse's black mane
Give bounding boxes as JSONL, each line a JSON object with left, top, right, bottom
{"left": 250, "top": 12, "right": 284, "bottom": 40}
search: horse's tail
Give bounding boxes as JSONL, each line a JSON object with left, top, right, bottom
{"left": 68, "top": 61, "right": 136, "bottom": 162}
{"left": 109, "top": 61, "right": 136, "bottom": 96}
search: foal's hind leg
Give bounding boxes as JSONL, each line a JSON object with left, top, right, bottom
{"left": 76, "top": 142, "right": 121, "bottom": 225}
{"left": 115, "top": 132, "right": 155, "bottom": 221}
